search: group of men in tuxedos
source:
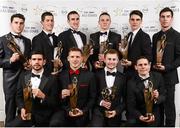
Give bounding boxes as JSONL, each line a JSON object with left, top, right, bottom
{"left": 0, "top": 7, "right": 180, "bottom": 127}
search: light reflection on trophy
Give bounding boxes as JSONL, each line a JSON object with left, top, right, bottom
{"left": 81, "top": 41, "right": 94, "bottom": 69}
{"left": 118, "top": 35, "right": 129, "bottom": 61}
{"left": 23, "top": 80, "right": 32, "bottom": 120}
{"left": 98, "top": 41, "right": 109, "bottom": 68}
{"left": 144, "top": 81, "right": 154, "bottom": 118}
{"left": 68, "top": 77, "right": 78, "bottom": 114}
{"left": 51, "top": 41, "right": 63, "bottom": 75}
{"left": 101, "top": 86, "right": 116, "bottom": 117}
{"left": 156, "top": 34, "right": 167, "bottom": 66}
{"left": 6, "top": 35, "right": 31, "bottom": 70}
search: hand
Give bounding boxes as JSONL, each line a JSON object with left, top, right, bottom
{"left": 94, "top": 61, "right": 104, "bottom": 69}
{"left": 100, "top": 100, "right": 111, "bottom": 109}
{"left": 32, "top": 88, "right": 45, "bottom": 99}
{"left": 139, "top": 115, "right": 155, "bottom": 123}
{"left": 69, "top": 108, "right": 83, "bottom": 117}
{"left": 120, "top": 59, "right": 132, "bottom": 67}
{"left": 21, "top": 108, "right": 27, "bottom": 120}
{"left": 105, "top": 110, "right": 116, "bottom": 118}
{"left": 52, "top": 58, "right": 63, "bottom": 68}
{"left": 61, "top": 89, "right": 70, "bottom": 99}
{"left": 10, "top": 53, "right": 20, "bottom": 63}
{"left": 153, "top": 89, "right": 159, "bottom": 100}
{"left": 153, "top": 64, "right": 165, "bottom": 71}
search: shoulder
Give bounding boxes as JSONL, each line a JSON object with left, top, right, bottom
{"left": 90, "top": 31, "right": 99, "bottom": 37}
{"left": 58, "top": 29, "right": 71, "bottom": 37}
{"left": 109, "top": 31, "right": 121, "bottom": 37}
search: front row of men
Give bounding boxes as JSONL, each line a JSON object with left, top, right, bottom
{"left": 7, "top": 48, "right": 165, "bottom": 127}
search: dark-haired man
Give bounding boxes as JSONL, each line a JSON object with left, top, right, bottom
{"left": 90, "top": 12, "right": 121, "bottom": 71}
{"left": 0, "top": 13, "right": 31, "bottom": 126}
{"left": 152, "top": 7, "right": 180, "bottom": 126}
{"left": 32, "top": 11, "right": 59, "bottom": 74}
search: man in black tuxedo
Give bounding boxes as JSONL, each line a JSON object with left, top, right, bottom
{"left": 121, "top": 10, "right": 152, "bottom": 79}
{"left": 127, "top": 56, "right": 165, "bottom": 127}
{"left": 49, "top": 48, "right": 96, "bottom": 127}
{"left": 91, "top": 49, "right": 126, "bottom": 127}
{"left": 152, "top": 7, "right": 180, "bottom": 127}
{"left": 58, "top": 11, "right": 87, "bottom": 67}
{"left": 90, "top": 12, "right": 121, "bottom": 71}
{"left": 32, "top": 11, "right": 60, "bottom": 74}
{"left": 9, "top": 51, "right": 58, "bottom": 127}
{"left": 0, "top": 13, "right": 31, "bottom": 126}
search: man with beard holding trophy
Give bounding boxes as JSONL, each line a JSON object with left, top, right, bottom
{"left": 127, "top": 56, "right": 165, "bottom": 126}
{"left": 91, "top": 49, "right": 126, "bottom": 127}
{"left": 152, "top": 7, "right": 180, "bottom": 127}
{"left": 49, "top": 47, "right": 96, "bottom": 127}
{"left": 9, "top": 51, "right": 59, "bottom": 127}
{"left": 0, "top": 13, "right": 31, "bottom": 126}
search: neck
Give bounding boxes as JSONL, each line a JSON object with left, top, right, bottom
{"left": 70, "top": 66, "right": 80, "bottom": 71}
{"left": 43, "top": 29, "right": 52, "bottom": 33}
{"left": 106, "top": 67, "right": 116, "bottom": 72}
{"left": 32, "top": 68, "right": 43, "bottom": 74}
{"left": 162, "top": 26, "right": 171, "bottom": 32}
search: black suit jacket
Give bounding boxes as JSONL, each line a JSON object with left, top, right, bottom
{"left": 16, "top": 70, "right": 59, "bottom": 125}
{"left": 152, "top": 27, "right": 180, "bottom": 85}
{"left": 127, "top": 72, "right": 165, "bottom": 126}
{"left": 94, "top": 69, "right": 126, "bottom": 115}
{"left": 59, "top": 68, "right": 96, "bottom": 115}
{"left": 32, "top": 31, "right": 58, "bottom": 74}
{"left": 90, "top": 31, "right": 121, "bottom": 63}
{"left": 0, "top": 32, "right": 31, "bottom": 94}
{"left": 58, "top": 29, "right": 87, "bottom": 65}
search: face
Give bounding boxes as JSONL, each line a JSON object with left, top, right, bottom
{"left": 68, "top": 51, "right": 82, "bottom": 70}
{"left": 129, "top": 14, "right": 142, "bottom": 31}
{"left": 41, "top": 15, "right": 54, "bottom": 32}
{"left": 99, "top": 15, "right": 111, "bottom": 31}
{"left": 30, "top": 54, "right": 45, "bottom": 71}
{"left": 159, "top": 11, "right": 173, "bottom": 30}
{"left": 11, "top": 17, "right": 25, "bottom": 34}
{"left": 68, "top": 14, "right": 80, "bottom": 30}
{"left": 135, "top": 58, "right": 150, "bottom": 76}
{"left": 104, "top": 53, "right": 119, "bottom": 70}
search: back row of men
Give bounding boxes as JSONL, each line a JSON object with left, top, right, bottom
{"left": 0, "top": 7, "right": 180, "bottom": 127}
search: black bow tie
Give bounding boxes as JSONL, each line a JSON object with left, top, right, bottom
{"left": 32, "top": 73, "right": 40, "bottom": 78}
{"left": 47, "top": 33, "right": 55, "bottom": 37}
{"left": 12, "top": 34, "right": 23, "bottom": 39}
{"left": 72, "top": 30, "right": 80, "bottom": 34}
{"left": 107, "top": 71, "right": 116, "bottom": 76}
{"left": 141, "top": 77, "right": 150, "bottom": 82}
{"left": 100, "top": 31, "right": 107, "bottom": 36}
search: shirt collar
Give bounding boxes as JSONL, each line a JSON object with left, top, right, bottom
{"left": 132, "top": 27, "right": 140, "bottom": 36}
{"left": 104, "top": 67, "right": 117, "bottom": 75}
{"left": 32, "top": 68, "right": 44, "bottom": 78}
{"left": 138, "top": 73, "right": 150, "bottom": 80}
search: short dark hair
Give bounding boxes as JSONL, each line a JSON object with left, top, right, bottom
{"left": 159, "top": 7, "right": 173, "bottom": 17}
{"left": 99, "top": 12, "right": 111, "bottom": 21}
{"left": 135, "top": 56, "right": 150, "bottom": 65}
{"left": 41, "top": 11, "right": 53, "bottom": 21}
{"left": 10, "top": 13, "right": 25, "bottom": 23}
{"left": 30, "top": 51, "right": 46, "bottom": 60}
{"left": 129, "top": 10, "right": 143, "bottom": 19}
{"left": 68, "top": 47, "right": 82, "bottom": 55}
{"left": 67, "top": 11, "right": 79, "bottom": 20}
{"left": 104, "top": 49, "right": 119, "bottom": 59}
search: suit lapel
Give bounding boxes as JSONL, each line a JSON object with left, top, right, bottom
{"left": 39, "top": 74, "right": 49, "bottom": 91}
{"left": 68, "top": 29, "right": 78, "bottom": 47}
{"left": 42, "top": 31, "right": 53, "bottom": 47}
{"left": 24, "top": 72, "right": 32, "bottom": 86}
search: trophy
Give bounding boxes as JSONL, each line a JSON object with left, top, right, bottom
{"left": 23, "top": 80, "right": 32, "bottom": 120}
{"left": 68, "top": 77, "right": 78, "bottom": 114}
{"left": 156, "top": 34, "right": 167, "bottom": 66}
{"left": 81, "top": 41, "right": 94, "bottom": 68}
{"left": 98, "top": 41, "right": 109, "bottom": 68}
{"left": 101, "top": 86, "right": 116, "bottom": 117}
{"left": 51, "top": 41, "right": 63, "bottom": 75}
{"left": 118, "top": 35, "right": 129, "bottom": 61}
{"left": 144, "top": 80, "right": 154, "bottom": 118}
{"left": 6, "top": 35, "right": 31, "bottom": 70}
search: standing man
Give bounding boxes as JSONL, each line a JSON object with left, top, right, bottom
{"left": 32, "top": 11, "right": 59, "bottom": 74}
{"left": 11, "top": 51, "right": 58, "bottom": 127}
{"left": 121, "top": 10, "right": 152, "bottom": 79}
{"left": 49, "top": 48, "right": 96, "bottom": 127}
{"left": 152, "top": 7, "right": 180, "bottom": 126}
{"left": 58, "top": 11, "right": 87, "bottom": 67}
{"left": 90, "top": 12, "right": 121, "bottom": 71}
{"left": 91, "top": 49, "right": 126, "bottom": 127}
{"left": 127, "top": 56, "right": 165, "bottom": 126}
{"left": 0, "top": 13, "right": 31, "bottom": 126}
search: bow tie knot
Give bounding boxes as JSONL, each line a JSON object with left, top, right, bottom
{"left": 69, "top": 69, "right": 80, "bottom": 75}
{"left": 12, "top": 34, "right": 23, "bottom": 39}
{"left": 32, "top": 73, "right": 40, "bottom": 78}
{"left": 100, "top": 31, "right": 107, "bottom": 36}
{"left": 72, "top": 30, "right": 80, "bottom": 34}
{"left": 107, "top": 71, "right": 116, "bottom": 76}
{"left": 48, "top": 33, "right": 55, "bottom": 37}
